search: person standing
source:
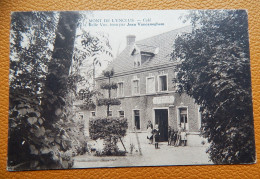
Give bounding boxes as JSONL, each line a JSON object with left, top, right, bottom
{"left": 170, "top": 128, "right": 176, "bottom": 146}
{"left": 181, "top": 129, "right": 187, "bottom": 146}
{"left": 147, "top": 120, "right": 153, "bottom": 144}
{"left": 168, "top": 126, "right": 172, "bottom": 146}
{"left": 153, "top": 124, "right": 160, "bottom": 149}
{"left": 172, "top": 129, "right": 177, "bottom": 146}
{"left": 175, "top": 125, "right": 182, "bottom": 147}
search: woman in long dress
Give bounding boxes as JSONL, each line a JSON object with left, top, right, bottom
{"left": 147, "top": 120, "right": 153, "bottom": 144}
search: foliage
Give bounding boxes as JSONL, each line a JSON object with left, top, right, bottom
{"left": 89, "top": 69, "right": 126, "bottom": 155}
{"left": 172, "top": 10, "right": 255, "bottom": 164}
{"left": 97, "top": 69, "right": 120, "bottom": 115}
{"left": 100, "top": 82, "right": 118, "bottom": 90}
{"left": 89, "top": 117, "right": 128, "bottom": 139}
{"left": 72, "top": 28, "right": 113, "bottom": 89}
{"left": 8, "top": 11, "right": 60, "bottom": 170}
{"left": 8, "top": 11, "right": 88, "bottom": 170}
{"left": 39, "top": 11, "right": 81, "bottom": 169}
{"left": 103, "top": 69, "right": 114, "bottom": 78}
{"left": 9, "top": 11, "right": 115, "bottom": 170}
{"left": 78, "top": 89, "right": 101, "bottom": 110}
{"left": 89, "top": 117, "right": 128, "bottom": 156}
{"left": 97, "top": 98, "right": 121, "bottom": 106}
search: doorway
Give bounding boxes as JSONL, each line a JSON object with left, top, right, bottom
{"left": 154, "top": 109, "right": 168, "bottom": 142}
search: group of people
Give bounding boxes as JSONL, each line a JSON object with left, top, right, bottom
{"left": 146, "top": 121, "right": 187, "bottom": 149}
{"left": 168, "top": 126, "right": 187, "bottom": 147}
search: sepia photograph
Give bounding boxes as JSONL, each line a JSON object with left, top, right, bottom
{"left": 8, "top": 10, "right": 256, "bottom": 171}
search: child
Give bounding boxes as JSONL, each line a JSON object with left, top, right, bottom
{"left": 170, "top": 128, "right": 175, "bottom": 146}
{"left": 172, "top": 129, "right": 177, "bottom": 146}
{"left": 180, "top": 129, "right": 187, "bottom": 146}
{"left": 153, "top": 124, "right": 160, "bottom": 149}
{"left": 168, "top": 126, "right": 172, "bottom": 146}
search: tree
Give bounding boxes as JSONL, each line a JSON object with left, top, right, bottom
{"left": 8, "top": 11, "right": 83, "bottom": 170}
{"left": 8, "top": 11, "right": 116, "bottom": 170}
{"left": 172, "top": 10, "right": 255, "bottom": 164}
{"left": 8, "top": 11, "right": 60, "bottom": 170}
{"left": 89, "top": 69, "right": 128, "bottom": 156}
{"left": 97, "top": 69, "right": 121, "bottom": 116}
{"left": 39, "top": 11, "right": 81, "bottom": 169}
{"left": 72, "top": 30, "right": 113, "bottom": 90}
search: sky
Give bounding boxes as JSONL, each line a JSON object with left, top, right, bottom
{"left": 81, "top": 10, "right": 190, "bottom": 57}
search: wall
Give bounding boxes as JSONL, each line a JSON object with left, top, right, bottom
{"left": 95, "top": 64, "right": 201, "bottom": 133}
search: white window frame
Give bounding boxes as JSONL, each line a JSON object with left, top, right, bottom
{"left": 157, "top": 74, "right": 168, "bottom": 92}
{"left": 133, "top": 109, "right": 141, "bottom": 130}
{"left": 176, "top": 106, "right": 189, "bottom": 131}
{"left": 118, "top": 110, "right": 125, "bottom": 118}
{"left": 107, "top": 110, "right": 113, "bottom": 117}
{"left": 90, "top": 111, "right": 96, "bottom": 117}
{"left": 146, "top": 76, "right": 155, "bottom": 94}
{"left": 132, "top": 77, "right": 140, "bottom": 95}
{"left": 117, "top": 81, "right": 124, "bottom": 97}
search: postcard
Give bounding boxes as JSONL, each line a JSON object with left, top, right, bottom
{"left": 7, "top": 10, "right": 255, "bottom": 171}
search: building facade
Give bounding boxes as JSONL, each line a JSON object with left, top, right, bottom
{"left": 77, "top": 26, "right": 204, "bottom": 146}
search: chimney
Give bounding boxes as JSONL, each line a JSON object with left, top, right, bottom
{"left": 126, "top": 35, "right": 136, "bottom": 45}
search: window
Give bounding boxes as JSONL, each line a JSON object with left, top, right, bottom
{"left": 141, "top": 53, "right": 153, "bottom": 64}
{"left": 134, "top": 110, "right": 140, "bottom": 130}
{"left": 79, "top": 90, "right": 85, "bottom": 100}
{"left": 117, "top": 82, "right": 124, "bottom": 97}
{"left": 107, "top": 111, "right": 112, "bottom": 117}
{"left": 78, "top": 114, "right": 84, "bottom": 120}
{"left": 158, "top": 75, "right": 168, "bottom": 91}
{"left": 146, "top": 76, "right": 155, "bottom": 93}
{"left": 91, "top": 111, "right": 96, "bottom": 117}
{"left": 132, "top": 79, "right": 140, "bottom": 95}
{"left": 119, "top": 111, "right": 125, "bottom": 118}
{"left": 179, "top": 108, "right": 189, "bottom": 130}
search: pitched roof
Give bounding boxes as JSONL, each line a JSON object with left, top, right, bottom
{"left": 106, "top": 25, "right": 192, "bottom": 74}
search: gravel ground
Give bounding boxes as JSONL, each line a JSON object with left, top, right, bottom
{"left": 73, "top": 142, "right": 213, "bottom": 169}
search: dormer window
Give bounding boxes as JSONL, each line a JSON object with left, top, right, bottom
{"left": 141, "top": 52, "right": 154, "bottom": 64}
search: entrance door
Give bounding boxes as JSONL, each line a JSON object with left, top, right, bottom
{"left": 155, "top": 109, "right": 168, "bottom": 142}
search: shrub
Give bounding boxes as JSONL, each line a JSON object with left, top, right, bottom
{"left": 89, "top": 117, "right": 128, "bottom": 156}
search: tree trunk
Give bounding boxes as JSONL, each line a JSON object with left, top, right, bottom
{"left": 42, "top": 11, "right": 80, "bottom": 124}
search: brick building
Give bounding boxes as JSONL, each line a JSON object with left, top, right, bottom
{"left": 77, "top": 26, "right": 204, "bottom": 146}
